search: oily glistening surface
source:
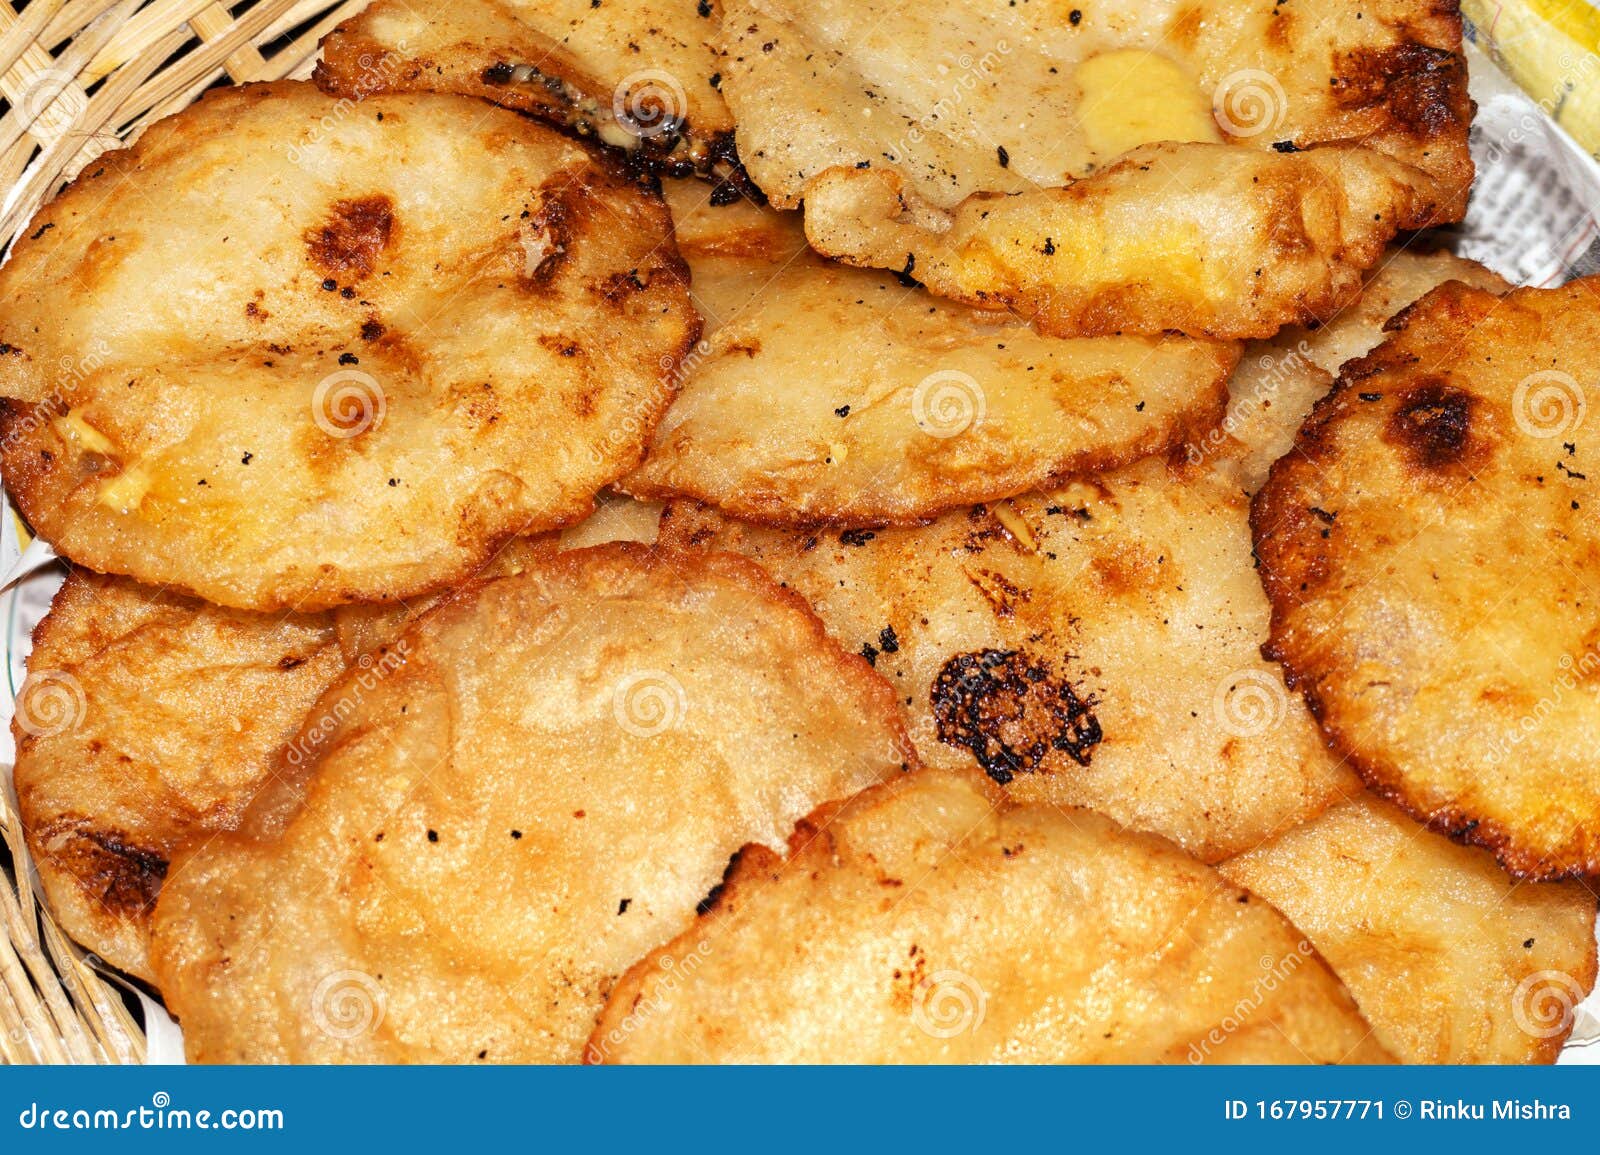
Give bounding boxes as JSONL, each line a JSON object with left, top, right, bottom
{"left": 3, "top": 1, "right": 1596, "bottom": 1067}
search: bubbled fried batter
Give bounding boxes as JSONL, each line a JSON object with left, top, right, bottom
{"left": 149, "top": 545, "right": 913, "bottom": 1062}
{"left": 1220, "top": 794, "right": 1598, "bottom": 1063}
{"left": 0, "top": 82, "right": 697, "bottom": 611}
{"left": 13, "top": 571, "right": 346, "bottom": 981}
{"left": 661, "top": 456, "right": 1358, "bottom": 862}
{"left": 1253, "top": 276, "right": 1600, "bottom": 879}
{"left": 623, "top": 180, "right": 1237, "bottom": 525}
{"left": 718, "top": 0, "right": 1472, "bottom": 338}
{"left": 590, "top": 768, "right": 1392, "bottom": 1063}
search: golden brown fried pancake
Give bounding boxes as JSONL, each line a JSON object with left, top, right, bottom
{"left": 719, "top": 0, "right": 1472, "bottom": 338}
{"left": 149, "top": 544, "right": 913, "bottom": 1062}
{"left": 316, "top": 0, "right": 739, "bottom": 182}
{"left": 1220, "top": 794, "right": 1599, "bottom": 1064}
{"left": 13, "top": 571, "right": 346, "bottom": 982}
{"left": 18, "top": 512, "right": 654, "bottom": 982}
{"left": 589, "top": 768, "right": 1393, "bottom": 1063}
{"left": 0, "top": 81, "right": 697, "bottom": 611}
{"left": 660, "top": 457, "right": 1357, "bottom": 862}
{"left": 1201, "top": 250, "right": 1510, "bottom": 492}
{"left": 622, "top": 180, "right": 1237, "bottom": 524}
{"left": 1253, "top": 277, "right": 1600, "bottom": 879}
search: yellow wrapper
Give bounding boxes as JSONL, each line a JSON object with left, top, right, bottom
{"left": 1466, "top": 0, "right": 1600, "bottom": 158}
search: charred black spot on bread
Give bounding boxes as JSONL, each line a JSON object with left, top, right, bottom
{"left": 596, "top": 269, "right": 649, "bottom": 304}
{"left": 306, "top": 195, "right": 396, "bottom": 281}
{"left": 1330, "top": 42, "right": 1469, "bottom": 140}
{"left": 696, "top": 850, "right": 743, "bottom": 916}
{"left": 1384, "top": 379, "right": 1478, "bottom": 471}
{"left": 521, "top": 185, "right": 575, "bottom": 288}
{"left": 43, "top": 820, "right": 168, "bottom": 916}
{"left": 930, "top": 649, "right": 1102, "bottom": 785}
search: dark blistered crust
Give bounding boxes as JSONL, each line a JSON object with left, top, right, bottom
{"left": 929, "top": 649, "right": 1102, "bottom": 785}
{"left": 13, "top": 575, "right": 166, "bottom": 972}
{"left": 26, "top": 818, "right": 168, "bottom": 917}
{"left": 1324, "top": 20, "right": 1477, "bottom": 221}
{"left": 304, "top": 195, "right": 397, "bottom": 280}
{"left": 1251, "top": 281, "right": 1600, "bottom": 881}
{"left": 313, "top": 11, "right": 754, "bottom": 196}
{"left": 583, "top": 770, "right": 987, "bottom": 1063}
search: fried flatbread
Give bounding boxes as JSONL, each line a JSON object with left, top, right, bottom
{"left": 660, "top": 456, "right": 1358, "bottom": 862}
{"left": 719, "top": 0, "right": 1473, "bottom": 338}
{"left": 149, "top": 545, "right": 913, "bottom": 1061}
{"left": 13, "top": 571, "right": 346, "bottom": 982}
{"left": 589, "top": 768, "right": 1392, "bottom": 1063}
{"left": 18, "top": 512, "right": 654, "bottom": 982}
{"left": 1201, "top": 250, "right": 1510, "bottom": 492}
{"left": 1220, "top": 794, "right": 1599, "bottom": 1063}
{"left": 1253, "top": 277, "right": 1600, "bottom": 878}
{"left": 622, "top": 180, "right": 1237, "bottom": 524}
{"left": 315, "top": 0, "right": 739, "bottom": 183}
{"left": 0, "top": 81, "right": 697, "bottom": 611}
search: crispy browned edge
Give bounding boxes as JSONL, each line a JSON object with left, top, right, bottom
{"left": 0, "top": 81, "right": 702, "bottom": 613}
{"left": 1313, "top": 3, "right": 1476, "bottom": 219}
{"left": 1250, "top": 279, "right": 1600, "bottom": 881}
{"left": 582, "top": 771, "right": 983, "bottom": 1063}
{"left": 1540, "top": 921, "right": 1600, "bottom": 1062}
{"left": 14, "top": 569, "right": 341, "bottom": 981}
{"left": 312, "top": 3, "right": 754, "bottom": 193}
{"left": 146, "top": 539, "right": 921, "bottom": 1018}
{"left": 583, "top": 766, "right": 1388, "bottom": 1063}
{"left": 13, "top": 572, "right": 169, "bottom": 979}
{"left": 621, "top": 343, "right": 1238, "bottom": 528}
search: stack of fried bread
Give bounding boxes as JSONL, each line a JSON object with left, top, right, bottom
{"left": 5, "top": 0, "right": 1594, "bottom": 1064}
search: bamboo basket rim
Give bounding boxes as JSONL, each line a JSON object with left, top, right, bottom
{"left": 0, "top": 0, "right": 372, "bottom": 1066}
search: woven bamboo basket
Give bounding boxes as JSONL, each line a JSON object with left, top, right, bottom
{"left": 0, "top": 0, "right": 373, "bottom": 1066}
